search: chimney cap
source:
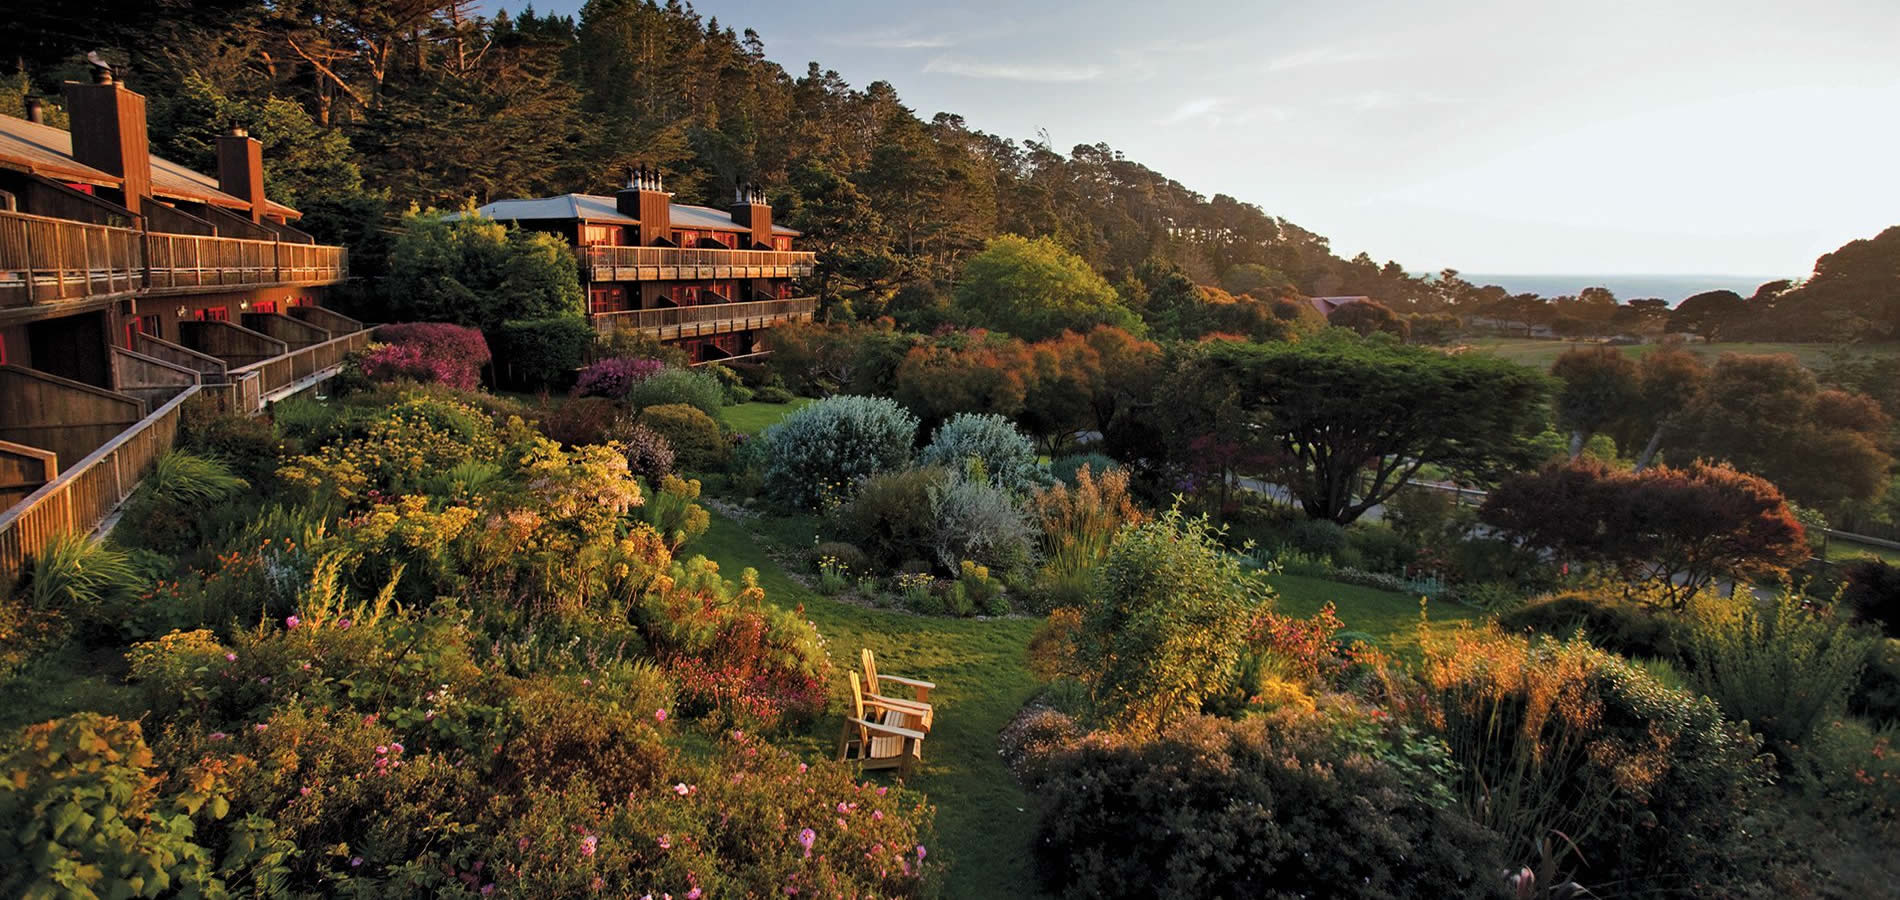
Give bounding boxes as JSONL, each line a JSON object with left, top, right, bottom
{"left": 85, "top": 50, "right": 114, "bottom": 84}
{"left": 228, "top": 125, "right": 248, "bottom": 137}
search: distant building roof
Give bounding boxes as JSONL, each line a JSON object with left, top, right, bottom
{"left": 0, "top": 113, "right": 300, "bottom": 219}
{"left": 1307, "top": 295, "right": 1370, "bottom": 317}
{"left": 473, "top": 193, "right": 801, "bottom": 236}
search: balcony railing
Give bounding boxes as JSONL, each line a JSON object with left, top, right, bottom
{"left": 0, "top": 208, "right": 348, "bottom": 310}
{"left": 145, "top": 232, "right": 348, "bottom": 293}
{"left": 0, "top": 210, "right": 143, "bottom": 308}
{"left": 591, "top": 297, "right": 816, "bottom": 339}
{"left": 219, "top": 327, "right": 372, "bottom": 415}
{"left": 583, "top": 245, "right": 816, "bottom": 282}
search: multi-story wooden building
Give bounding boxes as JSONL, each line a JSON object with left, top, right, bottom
{"left": 1, "top": 67, "right": 358, "bottom": 566}
{"left": 475, "top": 172, "right": 816, "bottom": 363}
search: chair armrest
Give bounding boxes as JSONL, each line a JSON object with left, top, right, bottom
{"left": 852, "top": 717, "right": 926, "bottom": 741}
{"left": 864, "top": 692, "right": 931, "bottom": 712}
{"left": 876, "top": 674, "right": 937, "bottom": 690}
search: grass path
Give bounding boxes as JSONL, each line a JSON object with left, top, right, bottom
{"left": 695, "top": 512, "right": 1045, "bottom": 899}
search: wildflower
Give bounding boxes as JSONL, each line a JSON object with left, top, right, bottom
{"left": 254, "top": 723, "right": 269, "bottom": 732}
{"left": 658, "top": 834, "right": 672, "bottom": 850}
{"left": 285, "top": 615, "right": 301, "bottom": 629}
{"left": 674, "top": 782, "right": 691, "bottom": 796}
{"left": 797, "top": 762, "right": 807, "bottom": 773}
{"left": 376, "top": 745, "right": 388, "bottom": 755}
{"left": 390, "top": 742, "right": 403, "bottom": 754}
{"left": 656, "top": 708, "right": 669, "bottom": 722}
{"left": 481, "top": 886, "right": 494, "bottom": 896}
{"left": 580, "top": 835, "right": 598, "bottom": 857}
{"left": 916, "top": 844, "right": 927, "bottom": 860}
{"left": 351, "top": 856, "right": 364, "bottom": 867}
{"left": 688, "top": 890, "right": 701, "bottom": 899}
{"left": 582, "top": 678, "right": 593, "bottom": 686}
{"left": 339, "top": 619, "right": 352, "bottom": 629}
{"left": 225, "top": 652, "right": 238, "bottom": 662}
{"left": 209, "top": 732, "right": 227, "bottom": 741}
{"left": 873, "top": 810, "right": 883, "bottom": 821}
{"left": 299, "top": 786, "right": 311, "bottom": 796}
{"left": 258, "top": 676, "right": 271, "bottom": 684}
{"left": 798, "top": 827, "right": 816, "bottom": 857}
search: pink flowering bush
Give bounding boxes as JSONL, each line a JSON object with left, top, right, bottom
{"left": 364, "top": 323, "right": 491, "bottom": 390}
{"left": 576, "top": 356, "right": 667, "bottom": 399}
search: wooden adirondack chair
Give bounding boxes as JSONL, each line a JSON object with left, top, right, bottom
{"left": 838, "top": 671, "right": 925, "bottom": 775}
{"left": 862, "top": 649, "right": 935, "bottom": 704}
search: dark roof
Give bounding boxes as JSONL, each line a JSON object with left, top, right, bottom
{"left": 0, "top": 114, "right": 301, "bottom": 219}
{"left": 473, "top": 193, "right": 801, "bottom": 236}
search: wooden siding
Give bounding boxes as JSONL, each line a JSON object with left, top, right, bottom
{"left": 0, "top": 364, "right": 145, "bottom": 474}
{"left": 178, "top": 319, "right": 288, "bottom": 368}
{"left": 241, "top": 311, "right": 330, "bottom": 350}
{"left": 0, "top": 440, "right": 57, "bottom": 511}
{"left": 0, "top": 386, "right": 192, "bottom": 578}
{"left": 286, "top": 305, "right": 363, "bottom": 334}
{"left": 109, "top": 345, "right": 200, "bottom": 410}
{"left": 131, "top": 332, "right": 228, "bottom": 379}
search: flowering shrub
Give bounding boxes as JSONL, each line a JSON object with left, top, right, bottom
{"left": 609, "top": 421, "right": 676, "bottom": 481}
{"left": 366, "top": 323, "right": 491, "bottom": 390}
{"left": 918, "top": 412, "right": 1047, "bottom": 493}
{"left": 831, "top": 467, "right": 949, "bottom": 569}
{"left": 639, "top": 475, "right": 710, "bottom": 553}
{"left": 762, "top": 395, "right": 918, "bottom": 508}
{"left": 576, "top": 356, "right": 666, "bottom": 398}
{"left": 279, "top": 394, "right": 504, "bottom": 503}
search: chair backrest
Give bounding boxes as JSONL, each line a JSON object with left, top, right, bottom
{"left": 847, "top": 671, "right": 870, "bottom": 745}
{"left": 861, "top": 648, "right": 879, "bottom": 687}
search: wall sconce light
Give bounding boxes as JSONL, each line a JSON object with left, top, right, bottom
{"left": 175, "top": 306, "right": 188, "bottom": 317}
{"left": 239, "top": 300, "right": 250, "bottom": 310}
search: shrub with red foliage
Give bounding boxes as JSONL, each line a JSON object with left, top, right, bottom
{"left": 366, "top": 323, "right": 491, "bottom": 390}
{"left": 1481, "top": 459, "right": 1808, "bottom": 608}
{"left": 576, "top": 357, "right": 666, "bottom": 399}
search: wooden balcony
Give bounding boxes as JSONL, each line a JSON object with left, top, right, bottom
{"left": 0, "top": 210, "right": 142, "bottom": 310}
{"left": 582, "top": 245, "right": 816, "bottom": 282}
{"left": 0, "top": 208, "right": 348, "bottom": 312}
{"left": 591, "top": 297, "right": 816, "bottom": 341}
{"left": 144, "top": 232, "right": 348, "bottom": 294}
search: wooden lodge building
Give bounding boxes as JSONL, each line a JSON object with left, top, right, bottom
{"left": 473, "top": 171, "right": 817, "bottom": 363}
{"left": 0, "top": 66, "right": 358, "bottom": 571}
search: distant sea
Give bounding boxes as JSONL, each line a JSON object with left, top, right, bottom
{"left": 1447, "top": 274, "right": 1788, "bottom": 305}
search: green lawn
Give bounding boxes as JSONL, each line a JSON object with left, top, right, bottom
{"left": 1461, "top": 337, "right": 1900, "bottom": 371}
{"left": 1827, "top": 536, "right": 1900, "bottom": 564}
{"left": 1267, "top": 574, "right": 1479, "bottom": 658}
{"left": 722, "top": 398, "right": 811, "bottom": 435}
{"left": 689, "top": 513, "right": 1487, "bottom": 898}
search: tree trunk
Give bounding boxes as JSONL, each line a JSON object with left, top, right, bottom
{"left": 1634, "top": 426, "right": 1665, "bottom": 472}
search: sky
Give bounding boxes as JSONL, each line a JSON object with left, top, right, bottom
{"left": 520, "top": 0, "right": 1900, "bottom": 277}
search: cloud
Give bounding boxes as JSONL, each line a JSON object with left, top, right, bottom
{"left": 1157, "top": 97, "right": 1291, "bottom": 128}
{"left": 1265, "top": 44, "right": 1383, "bottom": 72}
{"left": 828, "top": 26, "right": 956, "bottom": 50}
{"left": 1161, "top": 98, "right": 1223, "bottom": 124}
{"left": 923, "top": 56, "right": 1105, "bottom": 83}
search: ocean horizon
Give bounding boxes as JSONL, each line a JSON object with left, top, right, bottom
{"left": 1442, "top": 273, "right": 1790, "bottom": 304}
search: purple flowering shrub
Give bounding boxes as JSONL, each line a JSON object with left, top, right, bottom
{"left": 576, "top": 356, "right": 667, "bottom": 399}
{"left": 609, "top": 421, "right": 676, "bottom": 481}
{"left": 541, "top": 396, "right": 625, "bottom": 447}
{"left": 364, "top": 323, "right": 491, "bottom": 390}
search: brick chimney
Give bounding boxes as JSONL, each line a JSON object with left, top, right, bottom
{"left": 728, "top": 183, "right": 773, "bottom": 249}
{"left": 616, "top": 165, "right": 672, "bottom": 246}
{"left": 217, "top": 126, "right": 266, "bottom": 223}
{"left": 63, "top": 72, "right": 151, "bottom": 216}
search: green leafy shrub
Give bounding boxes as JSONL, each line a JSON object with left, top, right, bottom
{"left": 114, "top": 452, "right": 249, "bottom": 558}
{"left": 0, "top": 714, "right": 229, "bottom": 898}
{"left": 1496, "top": 590, "right": 1691, "bottom": 660}
{"left": 919, "top": 412, "right": 1047, "bottom": 493}
{"left": 1459, "top": 581, "right": 1527, "bottom": 614}
{"left": 755, "top": 385, "right": 794, "bottom": 403}
{"left": 179, "top": 402, "right": 285, "bottom": 486}
{"left": 1418, "top": 629, "right": 1772, "bottom": 893}
{"left": 639, "top": 475, "right": 710, "bottom": 553}
{"left": 1842, "top": 559, "right": 1900, "bottom": 638}
{"left": 726, "top": 383, "right": 755, "bottom": 405}
{"left": 497, "top": 315, "right": 593, "bottom": 388}
{"left": 1077, "top": 509, "right": 1271, "bottom": 732}
{"left": 1048, "top": 453, "right": 1118, "bottom": 488}
{"left": 761, "top": 395, "right": 918, "bottom": 509}
{"left": 1027, "top": 710, "right": 1503, "bottom": 899}
{"left": 1289, "top": 517, "right": 1348, "bottom": 559}
{"left": 830, "top": 467, "right": 948, "bottom": 569}
{"left": 811, "top": 541, "right": 870, "bottom": 576}
{"left": 627, "top": 367, "right": 727, "bottom": 418}
{"left": 638, "top": 403, "right": 729, "bottom": 472}
{"left": 1385, "top": 484, "right": 1458, "bottom": 540}
{"left": 1852, "top": 639, "right": 1900, "bottom": 723}
{"left": 22, "top": 535, "right": 144, "bottom": 641}
{"left": 1686, "top": 588, "right": 1877, "bottom": 753}
{"left": 1344, "top": 522, "right": 1415, "bottom": 574}
{"left": 958, "top": 560, "right": 1008, "bottom": 615}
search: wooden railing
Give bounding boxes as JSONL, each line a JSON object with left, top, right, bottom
{"left": 0, "top": 209, "right": 142, "bottom": 308}
{"left": 583, "top": 245, "right": 816, "bottom": 281}
{"left": 224, "top": 327, "right": 371, "bottom": 411}
{"left": 0, "top": 208, "right": 346, "bottom": 309}
{"left": 0, "top": 386, "right": 196, "bottom": 578}
{"left": 591, "top": 297, "right": 816, "bottom": 338}
{"left": 145, "top": 233, "right": 347, "bottom": 293}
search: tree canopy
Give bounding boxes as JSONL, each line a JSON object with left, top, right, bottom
{"left": 953, "top": 235, "right": 1138, "bottom": 341}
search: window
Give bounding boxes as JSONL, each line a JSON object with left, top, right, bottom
{"left": 124, "top": 314, "right": 160, "bottom": 347}
{"left": 674, "top": 230, "right": 697, "bottom": 247}
{"left": 252, "top": 300, "right": 277, "bottom": 314}
{"left": 584, "top": 224, "right": 620, "bottom": 245}
{"left": 195, "top": 306, "right": 230, "bottom": 322}
{"left": 590, "top": 287, "right": 627, "bottom": 315}
{"left": 775, "top": 237, "right": 792, "bottom": 251}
